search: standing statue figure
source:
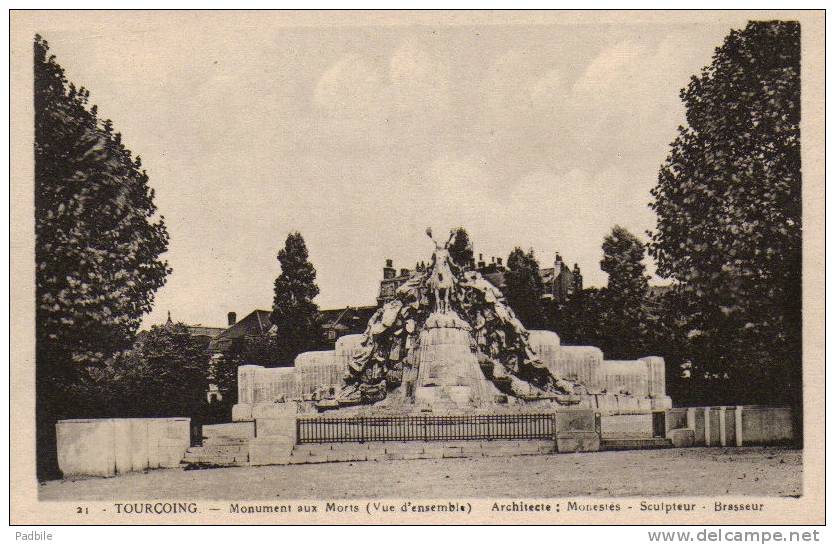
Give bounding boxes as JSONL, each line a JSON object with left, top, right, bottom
{"left": 425, "top": 227, "right": 456, "bottom": 314}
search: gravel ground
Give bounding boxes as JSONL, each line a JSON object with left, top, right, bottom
{"left": 39, "top": 446, "right": 802, "bottom": 501}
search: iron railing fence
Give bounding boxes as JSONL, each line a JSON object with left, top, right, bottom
{"left": 296, "top": 413, "right": 555, "bottom": 444}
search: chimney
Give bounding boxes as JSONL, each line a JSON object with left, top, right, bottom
{"left": 383, "top": 259, "right": 396, "bottom": 280}
{"left": 477, "top": 254, "right": 485, "bottom": 269}
{"left": 227, "top": 312, "right": 237, "bottom": 326}
{"left": 554, "top": 252, "right": 563, "bottom": 270}
{"left": 400, "top": 268, "right": 409, "bottom": 277}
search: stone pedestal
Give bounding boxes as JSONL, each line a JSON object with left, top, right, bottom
{"left": 413, "top": 312, "right": 501, "bottom": 408}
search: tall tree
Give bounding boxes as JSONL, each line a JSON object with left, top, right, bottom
{"left": 270, "top": 232, "right": 321, "bottom": 365}
{"left": 34, "top": 35, "right": 170, "bottom": 478}
{"left": 552, "top": 263, "right": 588, "bottom": 344}
{"left": 448, "top": 227, "right": 474, "bottom": 268}
{"left": 504, "top": 247, "right": 545, "bottom": 328}
{"left": 648, "top": 21, "right": 801, "bottom": 408}
{"left": 599, "top": 226, "right": 651, "bottom": 359}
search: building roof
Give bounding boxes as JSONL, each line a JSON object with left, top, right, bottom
{"left": 321, "top": 305, "right": 377, "bottom": 331}
{"left": 216, "top": 309, "right": 274, "bottom": 340}
{"left": 185, "top": 325, "right": 226, "bottom": 338}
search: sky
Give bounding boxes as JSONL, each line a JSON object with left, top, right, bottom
{"left": 38, "top": 14, "right": 738, "bottom": 329}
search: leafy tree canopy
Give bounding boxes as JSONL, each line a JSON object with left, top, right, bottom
{"left": 35, "top": 35, "right": 171, "bottom": 371}
{"left": 648, "top": 21, "right": 801, "bottom": 399}
{"left": 70, "top": 323, "right": 209, "bottom": 419}
{"left": 35, "top": 34, "right": 171, "bottom": 477}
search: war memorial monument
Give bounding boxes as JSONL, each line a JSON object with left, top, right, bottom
{"left": 173, "top": 229, "right": 786, "bottom": 469}
{"left": 53, "top": 228, "right": 794, "bottom": 477}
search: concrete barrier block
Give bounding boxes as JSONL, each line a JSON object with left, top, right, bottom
{"left": 132, "top": 419, "right": 151, "bottom": 472}
{"left": 56, "top": 419, "right": 117, "bottom": 477}
{"left": 155, "top": 445, "right": 188, "bottom": 468}
{"left": 57, "top": 417, "right": 190, "bottom": 477}
{"left": 113, "top": 419, "right": 144, "bottom": 474}
{"left": 667, "top": 428, "right": 696, "bottom": 448}
{"left": 556, "top": 431, "right": 600, "bottom": 453}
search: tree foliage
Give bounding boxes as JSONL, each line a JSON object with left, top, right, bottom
{"left": 35, "top": 36, "right": 171, "bottom": 370}
{"left": 504, "top": 247, "right": 545, "bottom": 328}
{"left": 448, "top": 227, "right": 474, "bottom": 268}
{"left": 34, "top": 35, "right": 171, "bottom": 478}
{"left": 70, "top": 323, "right": 210, "bottom": 419}
{"left": 648, "top": 21, "right": 801, "bottom": 404}
{"left": 270, "top": 232, "right": 321, "bottom": 364}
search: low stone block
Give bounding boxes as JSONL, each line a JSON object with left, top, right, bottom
{"left": 556, "top": 431, "right": 600, "bottom": 453}
{"left": 601, "top": 413, "right": 653, "bottom": 438}
{"left": 667, "top": 428, "right": 696, "bottom": 448}
{"left": 255, "top": 417, "right": 296, "bottom": 441}
{"left": 554, "top": 409, "right": 596, "bottom": 432}
{"left": 248, "top": 437, "right": 293, "bottom": 466}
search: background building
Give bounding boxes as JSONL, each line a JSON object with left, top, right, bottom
{"left": 378, "top": 252, "right": 582, "bottom": 304}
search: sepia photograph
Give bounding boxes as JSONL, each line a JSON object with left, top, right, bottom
{"left": 9, "top": 9, "right": 825, "bottom": 527}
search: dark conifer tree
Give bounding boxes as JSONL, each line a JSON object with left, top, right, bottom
{"left": 599, "top": 226, "right": 651, "bottom": 359}
{"left": 270, "top": 232, "right": 321, "bottom": 365}
{"left": 504, "top": 247, "right": 545, "bottom": 328}
{"left": 448, "top": 227, "right": 474, "bottom": 269}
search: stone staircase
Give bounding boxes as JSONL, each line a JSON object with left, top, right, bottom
{"left": 600, "top": 434, "right": 672, "bottom": 451}
{"left": 182, "top": 436, "right": 251, "bottom": 467}
{"left": 182, "top": 435, "right": 557, "bottom": 467}
{"left": 287, "top": 439, "right": 555, "bottom": 464}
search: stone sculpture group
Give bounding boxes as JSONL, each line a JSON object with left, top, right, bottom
{"left": 333, "top": 228, "right": 583, "bottom": 407}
